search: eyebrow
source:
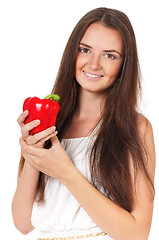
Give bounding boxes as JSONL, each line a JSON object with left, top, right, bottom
{"left": 79, "top": 43, "right": 122, "bottom": 56}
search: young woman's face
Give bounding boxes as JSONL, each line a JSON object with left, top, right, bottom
{"left": 75, "top": 22, "right": 123, "bottom": 94}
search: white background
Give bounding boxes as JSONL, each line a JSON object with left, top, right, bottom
{"left": 0, "top": 0, "right": 158, "bottom": 239}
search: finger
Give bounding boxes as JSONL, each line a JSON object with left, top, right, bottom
{"left": 27, "top": 126, "right": 56, "bottom": 145}
{"left": 17, "top": 110, "right": 29, "bottom": 127}
{"left": 20, "top": 137, "right": 44, "bottom": 156}
{"left": 19, "top": 137, "right": 41, "bottom": 169}
{"left": 19, "top": 137, "right": 29, "bottom": 153}
{"left": 50, "top": 135, "right": 60, "bottom": 147}
{"left": 35, "top": 131, "right": 58, "bottom": 148}
{"left": 22, "top": 150, "right": 40, "bottom": 171}
{"left": 21, "top": 119, "right": 40, "bottom": 138}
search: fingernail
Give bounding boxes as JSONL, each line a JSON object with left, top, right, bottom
{"left": 35, "top": 120, "right": 40, "bottom": 124}
{"left": 24, "top": 110, "right": 29, "bottom": 114}
{"left": 50, "top": 126, "right": 56, "bottom": 130}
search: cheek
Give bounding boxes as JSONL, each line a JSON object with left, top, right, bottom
{"left": 75, "top": 57, "right": 83, "bottom": 82}
{"left": 75, "top": 58, "right": 80, "bottom": 72}
{"left": 75, "top": 61, "right": 80, "bottom": 73}
{"left": 105, "top": 62, "right": 122, "bottom": 78}
{"left": 75, "top": 55, "right": 87, "bottom": 72}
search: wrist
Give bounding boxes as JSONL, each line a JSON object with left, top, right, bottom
{"left": 59, "top": 162, "right": 82, "bottom": 187}
{"left": 24, "top": 160, "right": 40, "bottom": 175}
{"left": 58, "top": 160, "right": 79, "bottom": 184}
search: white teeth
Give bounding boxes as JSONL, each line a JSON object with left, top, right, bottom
{"left": 83, "top": 71, "right": 103, "bottom": 78}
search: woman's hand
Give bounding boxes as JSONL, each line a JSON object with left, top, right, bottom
{"left": 19, "top": 136, "right": 75, "bottom": 180}
{"left": 17, "top": 110, "right": 58, "bottom": 147}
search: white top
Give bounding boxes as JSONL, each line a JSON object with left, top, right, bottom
{"left": 31, "top": 122, "right": 114, "bottom": 240}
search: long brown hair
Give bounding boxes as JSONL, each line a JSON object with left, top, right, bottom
{"left": 18, "top": 7, "right": 154, "bottom": 211}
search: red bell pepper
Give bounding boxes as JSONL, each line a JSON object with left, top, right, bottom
{"left": 23, "top": 94, "right": 60, "bottom": 135}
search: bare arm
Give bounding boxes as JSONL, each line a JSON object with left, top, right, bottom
{"left": 12, "top": 110, "right": 58, "bottom": 234}
{"left": 20, "top": 115, "right": 155, "bottom": 239}
{"left": 60, "top": 117, "right": 155, "bottom": 240}
{"left": 61, "top": 160, "right": 154, "bottom": 240}
{"left": 12, "top": 161, "right": 39, "bottom": 234}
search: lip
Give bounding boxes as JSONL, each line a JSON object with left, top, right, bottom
{"left": 83, "top": 70, "right": 104, "bottom": 80}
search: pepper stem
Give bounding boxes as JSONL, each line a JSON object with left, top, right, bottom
{"left": 44, "top": 94, "right": 60, "bottom": 101}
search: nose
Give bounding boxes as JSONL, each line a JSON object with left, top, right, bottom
{"left": 88, "top": 53, "right": 102, "bottom": 70}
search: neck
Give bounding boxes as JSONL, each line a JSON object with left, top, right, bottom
{"left": 75, "top": 89, "right": 105, "bottom": 120}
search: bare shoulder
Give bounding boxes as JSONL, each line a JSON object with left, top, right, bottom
{"left": 137, "top": 113, "right": 156, "bottom": 181}
{"left": 137, "top": 113, "right": 152, "bottom": 136}
{"left": 128, "top": 113, "right": 156, "bottom": 236}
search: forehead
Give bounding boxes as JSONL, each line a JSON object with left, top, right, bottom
{"left": 80, "top": 22, "right": 123, "bottom": 53}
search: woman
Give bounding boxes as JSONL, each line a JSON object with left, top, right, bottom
{"left": 12, "top": 7, "right": 156, "bottom": 240}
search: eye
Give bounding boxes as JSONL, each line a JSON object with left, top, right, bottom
{"left": 104, "top": 53, "right": 116, "bottom": 60}
{"left": 79, "top": 47, "right": 91, "bottom": 54}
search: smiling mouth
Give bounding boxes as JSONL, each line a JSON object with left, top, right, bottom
{"left": 83, "top": 70, "right": 104, "bottom": 79}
